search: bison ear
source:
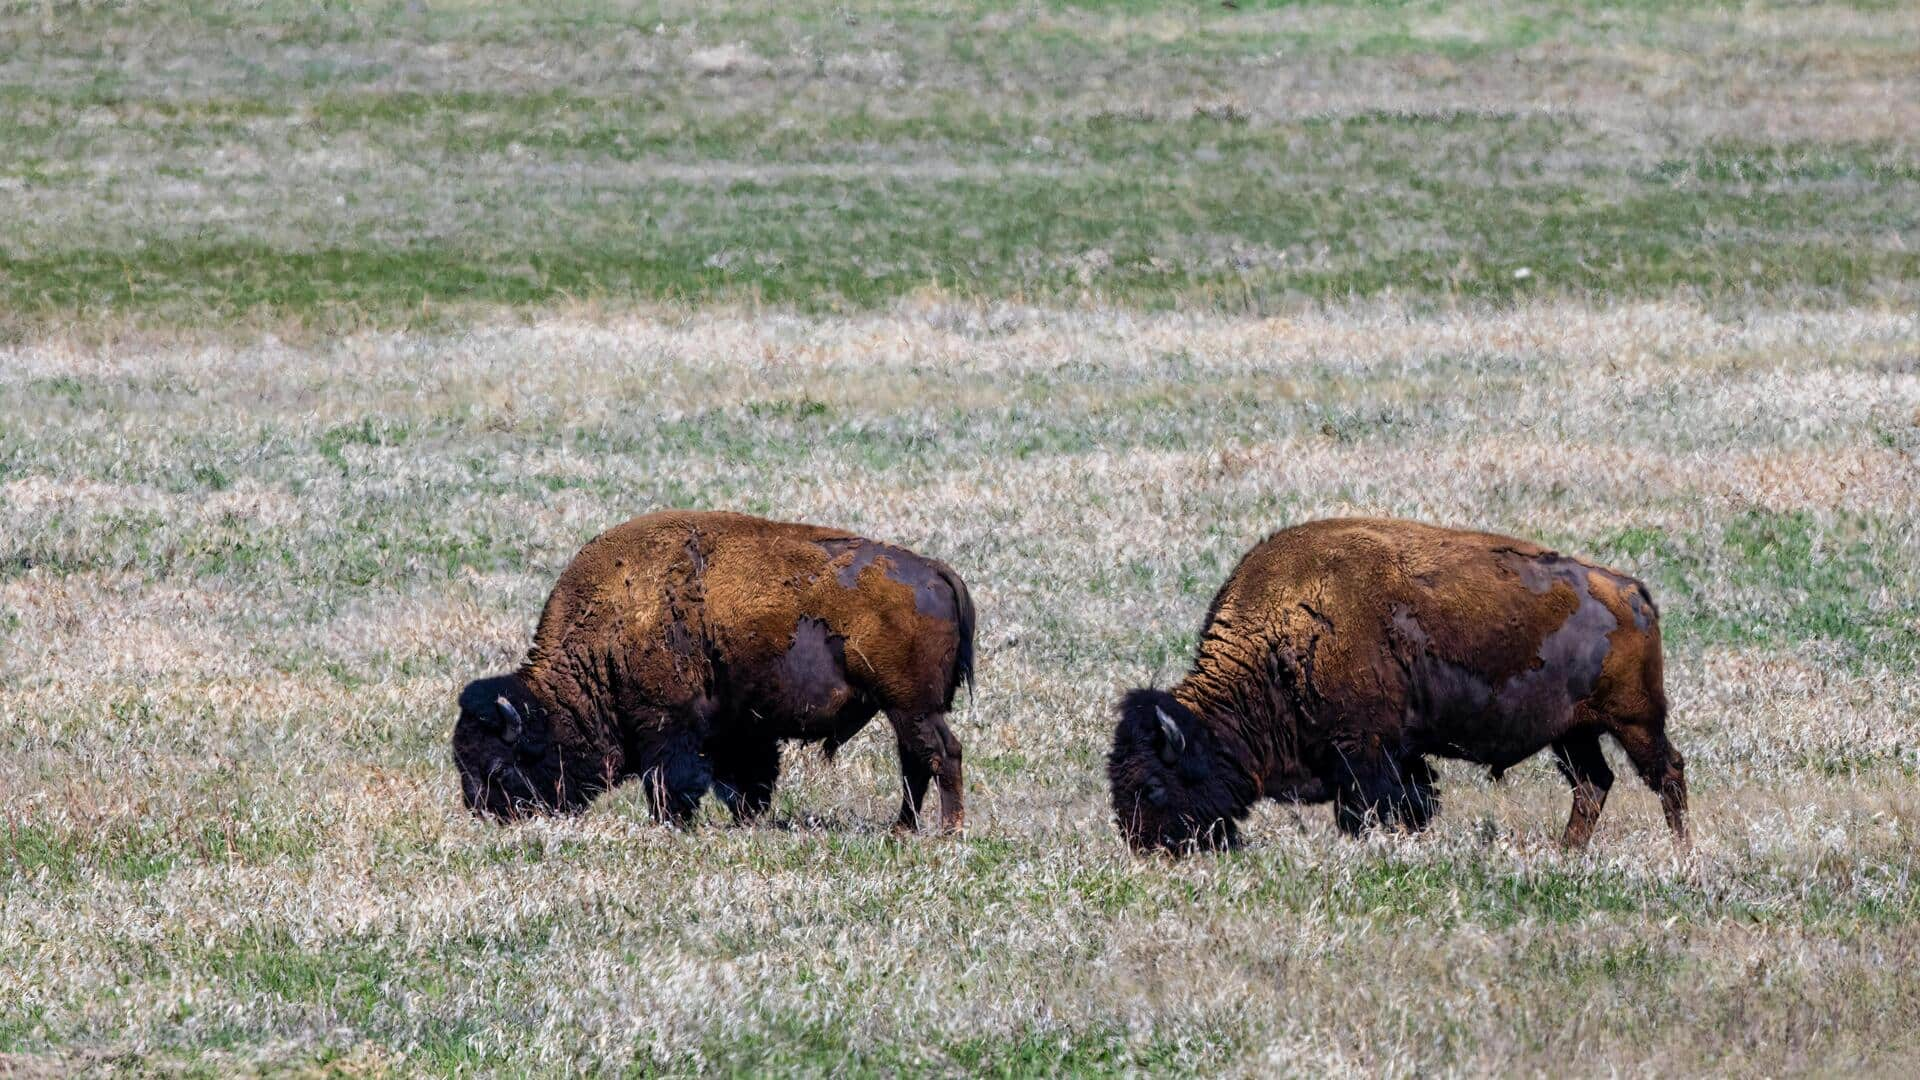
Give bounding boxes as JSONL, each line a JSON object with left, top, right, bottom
{"left": 1155, "top": 706, "right": 1185, "bottom": 763}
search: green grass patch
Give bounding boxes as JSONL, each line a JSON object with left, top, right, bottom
{"left": 1, "top": 2, "right": 1914, "bottom": 326}
{"left": 683, "top": 1015, "right": 1234, "bottom": 1077}
{"left": 1600, "top": 510, "right": 1919, "bottom": 672}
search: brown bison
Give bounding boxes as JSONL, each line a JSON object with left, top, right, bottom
{"left": 455, "top": 510, "right": 974, "bottom": 831}
{"left": 1109, "top": 518, "right": 1687, "bottom": 854}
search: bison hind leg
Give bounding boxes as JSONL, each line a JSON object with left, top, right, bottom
{"left": 1610, "top": 718, "right": 1689, "bottom": 851}
{"left": 1551, "top": 732, "right": 1614, "bottom": 849}
{"left": 887, "top": 709, "right": 964, "bottom": 834}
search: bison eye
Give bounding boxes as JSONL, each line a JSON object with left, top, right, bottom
{"left": 1144, "top": 778, "right": 1168, "bottom": 807}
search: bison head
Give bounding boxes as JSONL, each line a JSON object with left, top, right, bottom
{"left": 452, "top": 673, "right": 591, "bottom": 820}
{"left": 1107, "top": 688, "right": 1255, "bottom": 854}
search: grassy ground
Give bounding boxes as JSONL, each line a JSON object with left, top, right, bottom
{"left": 3, "top": 0, "right": 1918, "bottom": 329}
{"left": 3, "top": 1, "right": 1919, "bottom": 1076}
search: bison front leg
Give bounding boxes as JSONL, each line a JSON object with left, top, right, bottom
{"left": 711, "top": 737, "right": 781, "bottom": 824}
{"left": 1396, "top": 755, "right": 1440, "bottom": 832}
{"left": 888, "top": 710, "right": 963, "bottom": 834}
{"left": 1551, "top": 733, "right": 1614, "bottom": 849}
{"left": 1329, "top": 739, "right": 1412, "bottom": 836}
{"left": 635, "top": 727, "right": 712, "bottom": 826}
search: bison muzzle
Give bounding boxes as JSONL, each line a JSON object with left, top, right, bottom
{"left": 1109, "top": 518, "right": 1688, "bottom": 854}
{"left": 455, "top": 510, "right": 975, "bottom": 832}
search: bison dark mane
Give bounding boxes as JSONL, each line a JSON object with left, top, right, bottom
{"left": 1107, "top": 687, "right": 1261, "bottom": 853}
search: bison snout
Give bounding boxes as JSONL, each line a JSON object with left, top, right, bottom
{"left": 1119, "top": 814, "right": 1238, "bottom": 856}
{"left": 456, "top": 747, "right": 548, "bottom": 821}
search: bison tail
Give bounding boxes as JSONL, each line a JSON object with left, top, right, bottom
{"left": 933, "top": 559, "right": 976, "bottom": 707}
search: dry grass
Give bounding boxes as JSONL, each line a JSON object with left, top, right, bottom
{"left": 3, "top": 300, "right": 1918, "bottom": 1075}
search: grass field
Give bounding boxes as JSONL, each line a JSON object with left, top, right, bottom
{"left": 3, "top": 1, "right": 1919, "bottom": 1075}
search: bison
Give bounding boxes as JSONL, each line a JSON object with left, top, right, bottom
{"left": 455, "top": 510, "right": 975, "bottom": 831}
{"left": 1108, "top": 518, "right": 1688, "bottom": 854}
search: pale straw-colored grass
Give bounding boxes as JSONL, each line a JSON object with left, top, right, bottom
{"left": 2, "top": 300, "right": 1916, "bottom": 1074}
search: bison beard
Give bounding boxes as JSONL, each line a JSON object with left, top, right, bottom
{"left": 453, "top": 673, "right": 613, "bottom": 819}
{"left": 1107, "top": 689, "right": 1259, "bottom": 852}
{"left": 453, "top": 511, "right": 975, "bottom": 831}
{"left": 1109, "top": 517, "right": 1689, "bottom": 855}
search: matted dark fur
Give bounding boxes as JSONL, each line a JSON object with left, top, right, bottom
{"left": 1109, "top": 518, "right": 1688, "bottom": 854}
{"left": 455, "top": 510, "right": 975, "bottom": 831}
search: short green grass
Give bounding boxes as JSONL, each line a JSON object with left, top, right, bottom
{"left": 2, "top": 0, "right": 1917, "bottom": 330}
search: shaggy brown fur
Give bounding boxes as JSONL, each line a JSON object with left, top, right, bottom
{"left": 1109, "top": 518, "right": 1687, "bottom": 854}
{"left": 455, "top": 510, "right": 975, "bottom": 831}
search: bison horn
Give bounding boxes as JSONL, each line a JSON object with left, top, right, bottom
{"left": 495, "top": 695, "right": 523, "bottom": 743}
{"left": 1155, "top": 706, "right": 1185, "bottom": 754}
